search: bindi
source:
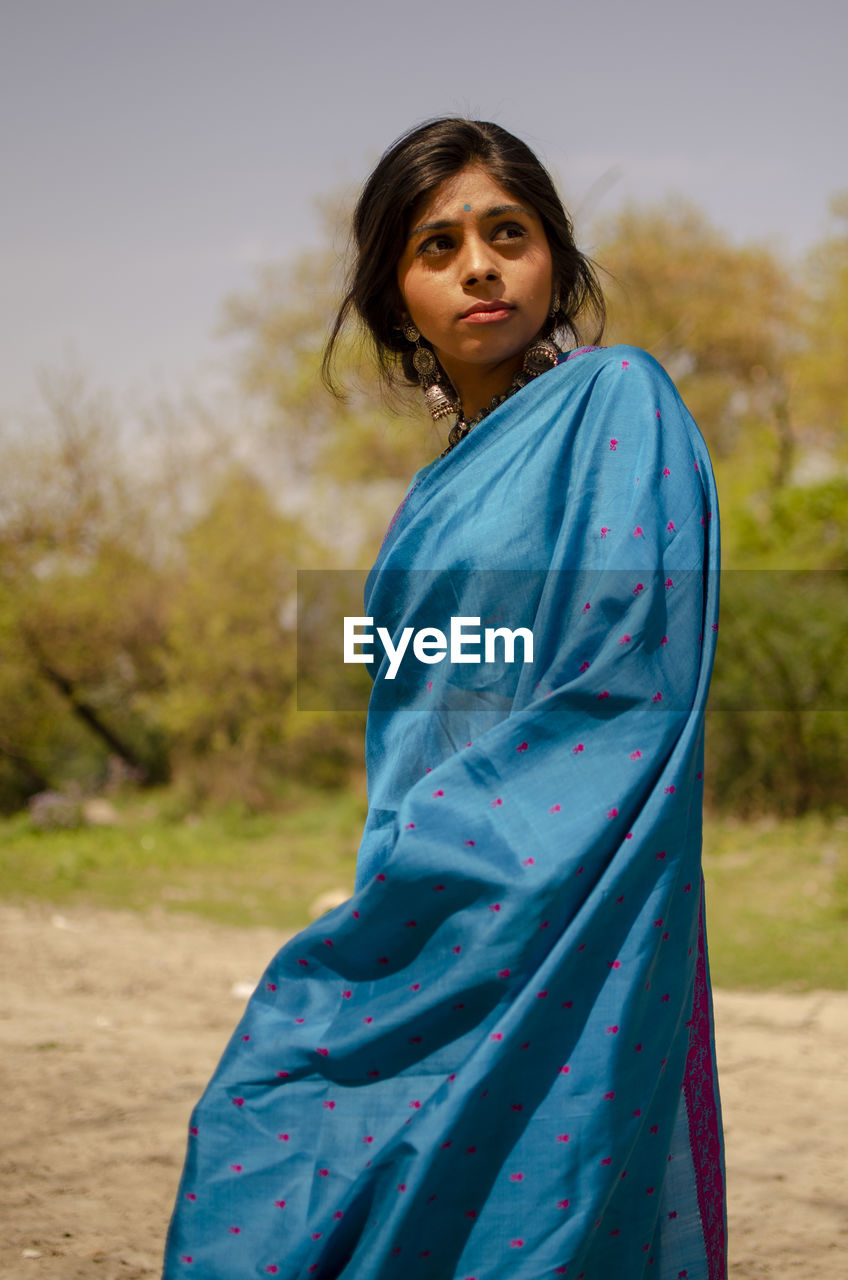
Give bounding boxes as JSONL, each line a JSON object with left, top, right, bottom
{"left": 463, "top": 204, "right": 472, "bottom": 211}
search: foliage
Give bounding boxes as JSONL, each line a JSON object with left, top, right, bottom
{"left": 707, "top": 573, "right": 848, "bottom": 817}
{"left": 0, "top": 374, "right": 170, "bottom": 807}
{"left": 152, "top": 470, "right": 299, "bottom": 794}
{"left": 1, "top": 192, "right": 847, "bottom": 816}
{"left": 221, "top": 221, "right": 436, "bottom": 498}
{"left": 793, "top": 195, "right": 848, "bottom": 460}
{"left": 594, "top": 200, "right": 848, "bottom": 815}
{"left": 597, "top": 200, "right": 799, "bottom": 483}
{"left": 0, "top": 371, "right": 362, "bottom": 811}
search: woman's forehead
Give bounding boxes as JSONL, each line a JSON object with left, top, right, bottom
{"left": 409, "top": 165, "right": 526, "bottom": 226}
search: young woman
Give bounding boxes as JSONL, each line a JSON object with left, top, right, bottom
{"left": 163, "top": 119, "right": 726, "bottom": 1280}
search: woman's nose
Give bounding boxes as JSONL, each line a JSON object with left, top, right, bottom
{"left": 460, "top": 236, "right": 501, "bottom": 287}
{"left": 464, "top": 266, "right": 501, "bottom": 286}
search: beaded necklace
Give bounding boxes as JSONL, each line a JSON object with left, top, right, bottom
{"left": 439, "top": 343, "right": 562, "bottom": 458}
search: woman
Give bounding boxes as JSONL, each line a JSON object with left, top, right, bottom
{"left": 163, "top": 120, "right": 725, "bottom": 1280}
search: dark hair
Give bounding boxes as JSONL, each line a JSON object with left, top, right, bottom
{"left": 323, "top": 117, "right": 605, "bottom": 394}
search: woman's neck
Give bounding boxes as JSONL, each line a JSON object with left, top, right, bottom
{"left": 438, "top": 351, "right": 525, "bottom": 422}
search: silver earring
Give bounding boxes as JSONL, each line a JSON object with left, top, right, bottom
{"left": 523, "top": 337, "right": 560, "bottom": 375}
{"left": 423, "top": 382, "right": 456, "bottom": 421}
{"left": 402, "top": 322, "right": 456, "bottom": 421}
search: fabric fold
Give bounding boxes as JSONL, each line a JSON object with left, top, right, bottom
{"left": 163, "top": 345, "right": 726, "bottom": 1280}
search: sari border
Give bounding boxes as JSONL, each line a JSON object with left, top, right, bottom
{"left": 380, "top": 478, "right": 423, "bottom": 547}
{"left": 683, "top": 882, "right": 728, "bottom": 1280}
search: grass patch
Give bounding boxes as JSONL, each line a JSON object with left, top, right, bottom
{"left": 703, "top": 812, "right": 848, "bottom": 990}
{"left": 1, "top": 787, "right": 846, "bottom": 988}
{"left": 0, "top": 782, "right": 364, "bottom": 930}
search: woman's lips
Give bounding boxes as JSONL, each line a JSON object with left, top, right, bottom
{"left": 460, "top": 303, "right": 515, "bottom": 324}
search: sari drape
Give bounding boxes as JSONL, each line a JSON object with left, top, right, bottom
{"left": 163, "top": 345, "right": 726, "bottom": 1280}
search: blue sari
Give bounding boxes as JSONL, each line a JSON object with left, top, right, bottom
{"left": 163, "top": 346, "right": 726, "bottom": 1280}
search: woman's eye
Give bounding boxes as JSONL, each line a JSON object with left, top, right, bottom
{"left": 493, "top": 222, "right": 527, "bottom": 242}
{"left": 418, "top": 234, "right": 454, "bottom": 256}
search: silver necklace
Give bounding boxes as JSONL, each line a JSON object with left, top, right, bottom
{"left": 439, "top": 339, "right": 561, "bottom": 459}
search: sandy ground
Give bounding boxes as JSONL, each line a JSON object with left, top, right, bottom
{"left": 1, "top": 903, "right": 846, "bottom": 1280}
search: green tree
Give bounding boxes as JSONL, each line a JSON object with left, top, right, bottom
{"left": 595, "top": 200, "right": 848, "bottom": 814}
{"left": 596, "top": 200, "right": 799, "bottom": 489}
{"left": 0, "top": 373, "right": 170, "bottom": 807}
{"left": 794, "top": 193, "right": 848, "bottom": 460}
{"left": 151, "top": 467, "right": 354, "bottom": 803}
{"left": 221, "top": 216, "right": 437, "bottom": 560}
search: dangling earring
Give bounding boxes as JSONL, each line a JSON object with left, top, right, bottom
{"left": 549, "top": 288, "right": 561, "bottom": 319}
{"left": 403, "top": 322, "right": 456, "bottom": 422}
{"left": 522, "top": 336, "right": 560, "bottom": 375}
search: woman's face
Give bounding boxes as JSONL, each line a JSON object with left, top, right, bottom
{"left": 396, "top": 165, "right": 554, "bottom": 387}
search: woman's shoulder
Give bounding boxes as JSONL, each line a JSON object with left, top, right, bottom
{"left": 559, "top": 342, "right": 676, "bottom": 390}
{"left": 554, "top": 343, "right": 694, "bottom": 431}
{"left": 545, "top": 342, "right": 709, "bottom": 478}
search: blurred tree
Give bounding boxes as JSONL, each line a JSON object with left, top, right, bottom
{"left": 150, "top": 467, "right": 356, "bottom": 804}
{"left": 0, "top": 588, "right": 55, "bottom": 806}
{"left": 3, "top": 194, "right": 847, "bottom": 819}
{"left": 794, "top": 193, "right": 848, "bottom": 460}
{"left": 0, "top": 372, "right": 170, "bottom": 808}
{"left": 594, "top": 200, "right": 848, "bottom": 815}
{"left": 596, "top": 200, "right": 799, "bottom": 488}
{"left": 221, "top": 201, "right": 437, "bottom": 560}
{"left": 707, "top": 565, "right": 848, "bottom": 815}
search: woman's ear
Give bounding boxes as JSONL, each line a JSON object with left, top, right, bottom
{"left": 388, "top": 281, "right": 409, "bottom": 330}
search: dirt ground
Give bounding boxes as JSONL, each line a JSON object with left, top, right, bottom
{"left": 1, "top": 902, "right": 846, "bottom": 1280}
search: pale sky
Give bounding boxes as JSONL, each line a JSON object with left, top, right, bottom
{"left": 2, "top": 0, "right": 846, "bottom": 419}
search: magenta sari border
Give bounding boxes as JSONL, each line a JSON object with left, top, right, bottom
{"left": 683, "top": 881, "right": 728, "bottom": 1280}
{"left": 562, "top": 344, "right": 603, "bottom": 361}
{"left": 380, "top": 479, "right": 422, "bottom": 547}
